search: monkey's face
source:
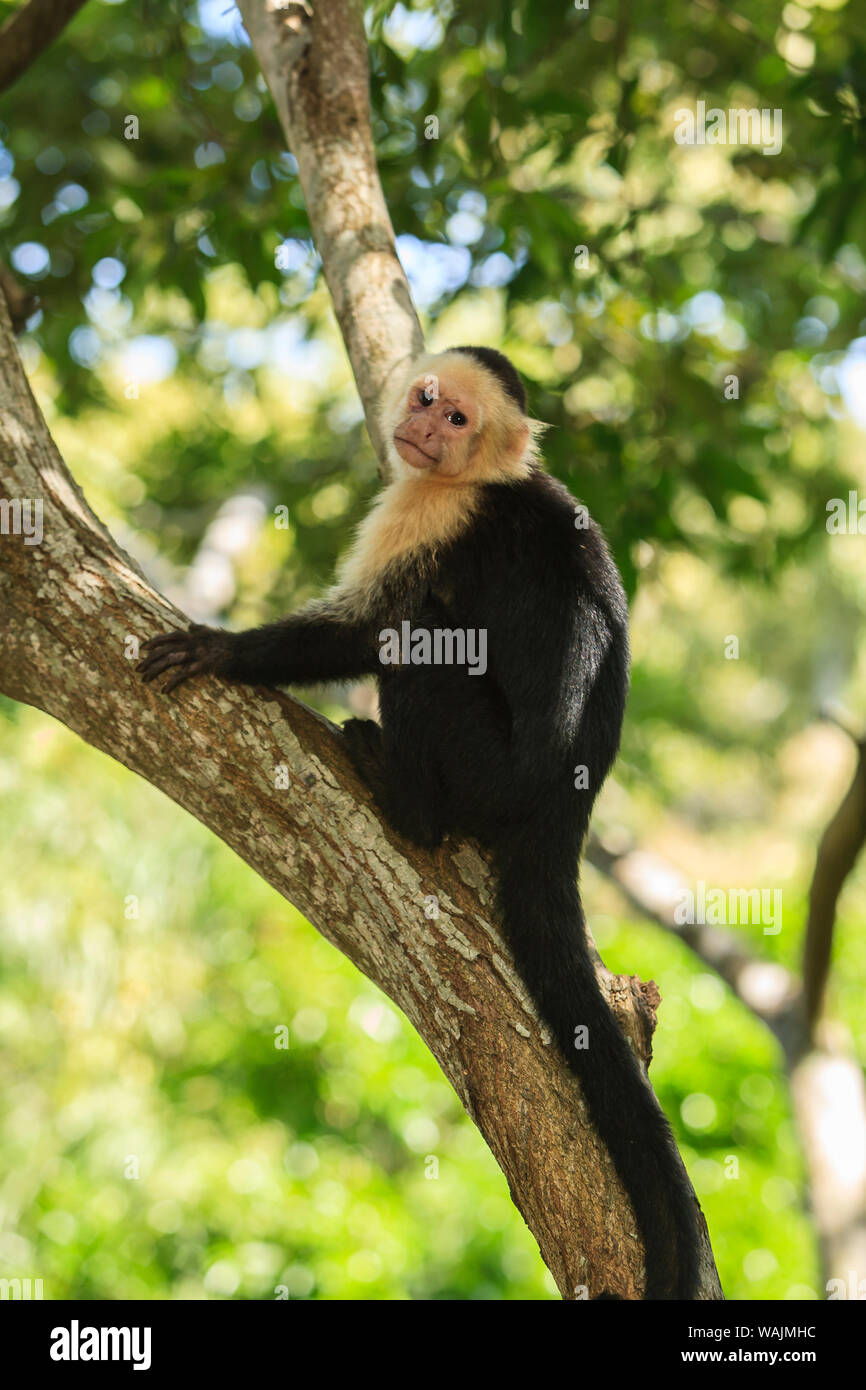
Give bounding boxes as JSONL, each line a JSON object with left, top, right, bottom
{"left": 392, "top": 373, "right": 476, "bottom": 478}
{"left": 385, "top": 352, "right": 533, "bottom": 484}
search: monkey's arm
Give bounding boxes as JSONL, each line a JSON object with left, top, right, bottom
{"left": 138, "top": 601, "right": 382, "bottom": 694}
{"left": 477, "top": 553, "right": 627, "bottom": 796}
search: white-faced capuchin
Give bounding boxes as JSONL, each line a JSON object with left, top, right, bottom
{"left": 138, "top": 345, "right": 702, "bottom": 1299}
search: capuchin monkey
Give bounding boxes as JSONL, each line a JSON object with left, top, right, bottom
{"left": 138, "top": 345, "right": 702, "bottom": 1299}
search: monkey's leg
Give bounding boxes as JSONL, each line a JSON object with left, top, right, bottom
{"left": 343, "top": 717, "right": 446, "bottom": 850}
{"left": 342, "top": 718, "right": 390, "bottom": 800}
{"left": 343, "top": 670, "right": 452, "bottom": 849}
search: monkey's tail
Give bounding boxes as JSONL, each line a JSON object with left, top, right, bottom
{"left": 492, "top": 832, "right": 701, "bottom": 1300}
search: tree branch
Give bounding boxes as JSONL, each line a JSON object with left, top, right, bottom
{"left": 0, "top": 263, "right": 38, "bottom": 334}
{"left": 235, "top": 0, "right": 424, "bottom": 465}
{"left": 587, "top": 833, "right": 799, "bottom": 1034}
{"left": 0, "top": 0, "right": 89, "bottom": 95}
{"left": 803, "top": 717, "right": 866, "bottom": 1035}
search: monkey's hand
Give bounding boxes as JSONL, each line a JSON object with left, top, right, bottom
{"left": 137, "top": 623, "right": 234, "bottom": 694}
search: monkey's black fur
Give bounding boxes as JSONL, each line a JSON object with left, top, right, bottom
{"left": 139, "top": 379, "right": 701, "bottom": 1300}
{"left": 452, "top": 345, "right": 528, "bottom": 413}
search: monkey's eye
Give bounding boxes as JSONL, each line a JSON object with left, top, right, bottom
{"left": 418, "top": 389, "right": 434, "bottom": 407}
{"left": 448, "top": 410, "right": 467, "bottom": 428}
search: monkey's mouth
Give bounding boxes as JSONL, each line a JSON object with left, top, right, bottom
{"left": 394, "top": 436, "right": 438, "bottom": 468}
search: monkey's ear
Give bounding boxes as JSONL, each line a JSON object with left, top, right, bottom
{"left": 525, "top": 417, "right": 550, "bottom": 458}
{"left": 504, "top": 420, "right": 531, "bottom": 462}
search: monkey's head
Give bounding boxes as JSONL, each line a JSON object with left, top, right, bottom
{"left": 381, "top": 346, "right": 541, "bottom": 484}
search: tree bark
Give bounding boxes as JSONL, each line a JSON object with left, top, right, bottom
{"left": 803, "top": 730, "right": 866, "bottom": 1035}
{"left": 0, "top": 0, "right": 722, "bottom": 1299}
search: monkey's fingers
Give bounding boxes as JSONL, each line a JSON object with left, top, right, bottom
{"left": 140, "top": 630, "right": 190, "bottom": 655}
{"left": 141, "top": 623, "right": 209, "bottom": 654}
{"left": 162, "top": 658, "right": 210, "bottom": 695}
{"left": 138, "top": 647, "right": 196, "bottom": 682}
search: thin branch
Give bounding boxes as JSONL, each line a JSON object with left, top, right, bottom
{"left": 235, "top": 0, "right": 424, "bottom": 467}
{"left": 0, "top": 0, "right": 89, "bottom": 96}
{"left": 803, "top": 726, "right": 866, "bottom": 1036}
{"left": 587, "top": 833, "right": 799, "bottom": 1035}
{"left": 0, "top": 263, "right": 38, "bottom": 334}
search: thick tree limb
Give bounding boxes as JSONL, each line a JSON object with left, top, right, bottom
{"left": 0, "top": 0, "right": 89, "bottom": 95}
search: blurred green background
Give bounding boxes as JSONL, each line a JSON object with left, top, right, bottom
{"left": 1, "top": 0, "right": 865, "bottom": 1298}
